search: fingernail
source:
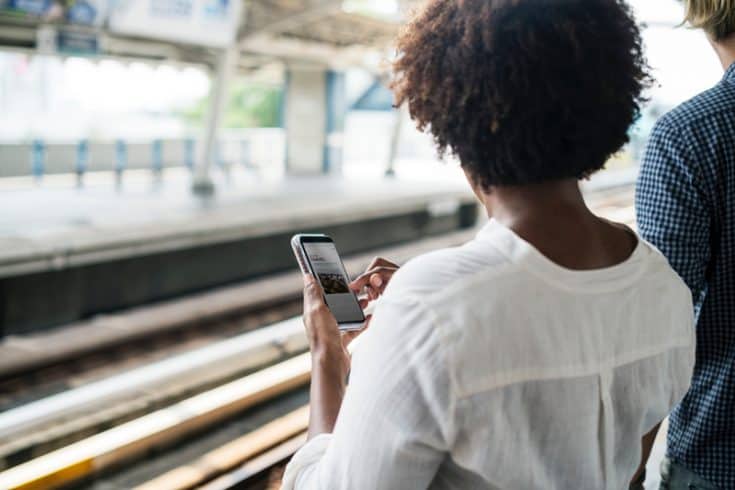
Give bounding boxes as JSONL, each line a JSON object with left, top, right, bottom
{"left": 373, "top": 276, "right": 383, "bottom": 287}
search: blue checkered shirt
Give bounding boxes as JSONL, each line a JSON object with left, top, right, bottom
{"left": 636, "top": 63, "right": 735, "bottom": 488}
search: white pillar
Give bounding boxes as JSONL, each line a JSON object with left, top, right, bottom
{"left": 192, "top": 46, "right": 238, "bottom": 195}
{"left": 284, "top": 66, "right": 345, "bottom": 175}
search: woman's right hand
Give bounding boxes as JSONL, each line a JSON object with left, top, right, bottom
{"left": 349, "top": 257, "right": 400, "bottom": 305}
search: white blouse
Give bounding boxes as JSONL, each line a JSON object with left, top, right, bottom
{"left": 282, "top": 220, "right": 695, "bottom": 490}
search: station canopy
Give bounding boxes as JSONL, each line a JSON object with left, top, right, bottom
{"left": 0, "top": 0, "right": 416, "bottom": 72}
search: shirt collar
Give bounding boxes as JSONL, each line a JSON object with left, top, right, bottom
{"left": 724, "top": 62, "right": 735, "bottom": 83}
{"left": 474, "top": 219, "right": 649, "bottom": 293}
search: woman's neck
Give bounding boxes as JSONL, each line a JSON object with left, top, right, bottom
{"left": 484, "top": 179, "right": 594, "bottom": 231}
{"left": 481, "top": 179, "right": 635, "bottom": 270}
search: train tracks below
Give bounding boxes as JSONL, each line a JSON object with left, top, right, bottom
{"left": 0, "top": 353, "right": 311, "bottom": 490}
{"left": 0, "top": 226, "right": 488, "bottom": 488}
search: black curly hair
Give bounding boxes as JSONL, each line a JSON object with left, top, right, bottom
{"left": 392, "top": 0, "right": 652, "bottom": 190}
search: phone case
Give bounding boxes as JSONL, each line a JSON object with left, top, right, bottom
{"left": 291, "top": 235, "right": 312, "bottom": 275}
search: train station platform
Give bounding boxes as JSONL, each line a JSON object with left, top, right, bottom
{"left": 0, "top": 175, "right": 641, "bottom": 490}
{"left": 0, "top": 174, "right": 478, "bottom": 336}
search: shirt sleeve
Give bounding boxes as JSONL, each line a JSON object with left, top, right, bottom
{"left": 281, "top": 296, "right": 455, "bottom": 490}
{"left": 636, "top": 119, "right": 712, "bottom": 307}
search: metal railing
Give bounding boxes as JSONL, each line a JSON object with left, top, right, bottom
{"left": 0, "top": 129, "right": 286, "bottom": 184}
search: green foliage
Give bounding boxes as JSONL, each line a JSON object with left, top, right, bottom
{"left": 182, "top": 82, "right": 283, "bottom": 129}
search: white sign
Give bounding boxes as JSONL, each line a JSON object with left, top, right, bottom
{"left": 109, "top": 0, "right": 242, "bottom": 48}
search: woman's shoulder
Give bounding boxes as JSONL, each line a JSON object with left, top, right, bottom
{"left": 383, "top": 238, "right": 512, "bottom": 300}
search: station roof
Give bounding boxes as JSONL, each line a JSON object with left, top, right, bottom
{"left": 0, "top": 0, "right": 413, "bottom": 72}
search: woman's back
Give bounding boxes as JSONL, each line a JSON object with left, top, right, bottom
{"left": 310, "top": 221, "right": 694, "bottom": 489}
{"left": 421, "top": 221, "right": 692, "bottom": 488}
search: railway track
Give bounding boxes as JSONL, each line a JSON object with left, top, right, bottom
{"left": 0, "top": 226, "right": 490, "bottom": 417}
{"left": 0, "top": 227, "right": 487, "bottom": 484}
{"left": 0, "top": 302, "right": 303, "bottom": 413}
{"left": 0, "top": 186, "right": 636, "bottom": 490}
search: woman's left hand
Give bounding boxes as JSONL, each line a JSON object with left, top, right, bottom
{"left": 302, "top": 275, "right": 368, "bottom": 374}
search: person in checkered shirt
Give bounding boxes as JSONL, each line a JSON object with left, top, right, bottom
{"left": 636, "top": 1, "right": 735, "bottom": 488}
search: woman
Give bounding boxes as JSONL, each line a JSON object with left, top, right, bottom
{"left": 283, "top": 0, "right": 695, "bottom": 488}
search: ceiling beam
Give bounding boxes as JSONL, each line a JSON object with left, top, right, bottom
{"left": 241, "top": 33, "right": 384, "bottom": 71}
{"left": 240, "top": 1, "right": 343, "bottom": 41}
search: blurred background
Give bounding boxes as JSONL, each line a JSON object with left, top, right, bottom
{"left": 0, "top": 1, "right": 723, "bottom": 489}
{"left": 0, "top": 0, "right": 723, "bottom": 188}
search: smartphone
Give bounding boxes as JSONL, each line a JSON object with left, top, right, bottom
{"left": 291, "top": 234, "right": 366, "bottom": 331}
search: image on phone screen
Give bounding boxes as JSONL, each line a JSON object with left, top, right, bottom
{"left": 302, "top": 241, "right": 365, "bottom": 324}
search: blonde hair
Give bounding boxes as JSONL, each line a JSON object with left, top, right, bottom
{"left": 683, "top": 0, "right": 735, "bottom": 40}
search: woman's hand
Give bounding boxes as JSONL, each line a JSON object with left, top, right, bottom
{"left": 302, "top": 274, "right": 352, "bottom": 373}
{"left": 302, "top": 274, "right": 355, "bottom": 438}
{"left": 350, "top": 257, "right": 400, "bottom": 305}
{"left": 301, "top": 259, "right": 398, "bottom": 439}
{"left": 303, "top": 255, "right": 399, "bottom": 364}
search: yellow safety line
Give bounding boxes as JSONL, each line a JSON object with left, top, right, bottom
{"left": 0, "top": 353, "right": 311, "bottom": 490}
{"left": 134, "top": 406, "right": 310, "bottom": 490}
{"left": 8, "top": 459, "right": 93, "bottom": 490}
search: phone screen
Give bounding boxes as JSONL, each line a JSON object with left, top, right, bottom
{"left": 302, "top": 241, "right": 365, "bottom": 324}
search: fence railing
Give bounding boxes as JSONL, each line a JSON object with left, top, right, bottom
{"left": 0, "top": 129, "right": 286, "bottom": 182}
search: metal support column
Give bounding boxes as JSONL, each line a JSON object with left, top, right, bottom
{"left": 385, "top": 105, "right": 405, "bottom": 178}
{"left": 192, "top": 46, "right": 238, "bottom": 195}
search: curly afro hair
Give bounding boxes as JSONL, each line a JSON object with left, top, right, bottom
{"left": 392, "top": 0, "right": 652, "bottom": 190}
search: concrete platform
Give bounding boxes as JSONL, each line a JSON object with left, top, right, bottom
{"left": 0, "top": 174, "right": 478, "bottom": 336}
